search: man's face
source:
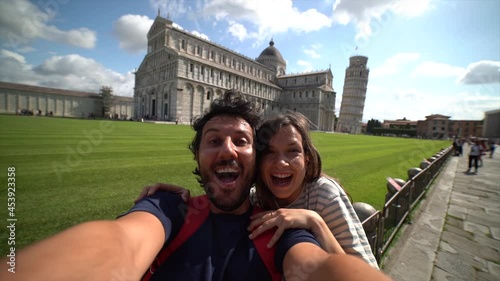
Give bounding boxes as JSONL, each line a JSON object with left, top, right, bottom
{"left": 196, "top": 115, "right": 255, "bottom": 214}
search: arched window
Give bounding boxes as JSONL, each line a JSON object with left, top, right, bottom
{"left": 164, "top": 93, "right": 168, "bottom": 99}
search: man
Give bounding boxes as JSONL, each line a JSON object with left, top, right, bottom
{"left": 1, "top": 90, "right": 391, "bottom": 281}
{"left": 466, "top": 139, "right": 482, "bottom": 173}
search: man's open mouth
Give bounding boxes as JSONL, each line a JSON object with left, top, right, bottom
{"left": 216, "top": 167, "right": 239, "bottom": 183}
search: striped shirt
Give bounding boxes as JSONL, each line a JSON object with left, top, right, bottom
{"left": 286, "top": 176, "right": 379, "bottom": 268}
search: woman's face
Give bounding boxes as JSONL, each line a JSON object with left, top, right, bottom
{"left": 259, "top": 125, "right": 307, "bottom": 206}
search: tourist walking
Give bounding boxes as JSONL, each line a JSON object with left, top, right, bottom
{"left": 466, "top": 139, "right": 482, "bottom": 173}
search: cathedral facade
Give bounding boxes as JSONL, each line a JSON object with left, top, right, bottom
{"left": 134, "top": 15, "right": 336, "bottom": 131}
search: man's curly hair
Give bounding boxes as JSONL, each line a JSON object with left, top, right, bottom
{"left": 189, "top": 89, "right": 262, "bottom": 185}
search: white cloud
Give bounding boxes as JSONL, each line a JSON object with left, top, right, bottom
{"left": 202, "top": 0, "right": 332, "bottom": 46}
{"left": 303, "top": 44, "right": 322, "bottom": 59}
{"left": 0, "top": 0, "right": 96, "bottom": 50}
{"left": 458, "top": 60, "right": 500, "bottom": 85}
{"left": 362, "top": 85, "right": 500, "bottom": 122}
{"left": 228, "top": 21, "right": 249, "bottom": 41}
{"left": 113, "top": 14, "right": 209, "bottom": 52}
{"left": 297, "top": 60, "right": 314, "bottom": 72}
{"left": 412, "top": 61, "right": 465, "bottom": 79}
{"left": 150, "top": 0, "right": 188, "bottom": 17}
{"left": 0, "top": 50, "right": 134, "bottom": 97}
{"left": 332, "top": 0, "right": 433, "bottom": 40}
{"left": 0, "top": 49, "right": 26, "bottom": 64}
{"left": 370, "top": 53, "right": 421, "bottom": 77}
{"left": 113, "top": 15, "right": 154, "bottom": 53}
{"left": 191, "top": 30, "right": 210, "bottom": 41}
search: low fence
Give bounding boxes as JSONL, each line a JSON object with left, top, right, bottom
{"left": 359, "top": 145, "right": 454, "bottom": 263}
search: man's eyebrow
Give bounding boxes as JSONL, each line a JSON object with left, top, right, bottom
{"left": 203, "top": 128, "right": 253, "bottom": 135}
{"left": 203, "top": 127, "right": 220, "bottom": 135}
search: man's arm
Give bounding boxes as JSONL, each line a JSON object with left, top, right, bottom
{"left": 0, "top": 211, "right": 164, "bottom": 281}
{"left": 283, "top": 243, "right": 392, "bottom": 281}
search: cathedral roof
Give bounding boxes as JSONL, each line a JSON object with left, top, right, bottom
{"left": 256, "top": 39, "right": 286, "bottom": 65}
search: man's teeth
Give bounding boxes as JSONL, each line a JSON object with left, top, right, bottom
{"left": 273, "top": 173, "right": 291, "bottom": 178}
{"left": 216, "top": 167, "right": 238, "bottom": 173}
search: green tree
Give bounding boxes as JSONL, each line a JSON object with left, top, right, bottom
{"left": 100, "top": 86, "right": 114, "bottom": 117}
{"left": 366, "top": 118, "right": 382, "bottom": 134}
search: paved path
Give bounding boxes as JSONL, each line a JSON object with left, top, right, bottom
{"left": 383, "top": 146, "right": 500, "bottom": 281}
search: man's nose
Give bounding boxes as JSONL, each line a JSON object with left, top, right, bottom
{"left": 219, "top": 138, "right": 238, "bottom": 159}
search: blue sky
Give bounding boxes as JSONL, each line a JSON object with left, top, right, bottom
{"left": 0, "top": 0, "right": 499, "bottom": 122}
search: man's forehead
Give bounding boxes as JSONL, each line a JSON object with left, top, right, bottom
{"left": 203, "top": 115, "right": 253, "bottom": 132}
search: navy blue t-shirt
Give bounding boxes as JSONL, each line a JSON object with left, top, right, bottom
{"left": 125, "top": 192, "right": 319, "bottom": 281}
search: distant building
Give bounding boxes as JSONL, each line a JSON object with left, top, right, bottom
{"left": 416, "top": 114, "right": 451, "bottom": 139}
{"left": 382, "top": 119, "right": 417, "bottom": 129}
{"left": 416, "top": 114, "right": 483, "bottom": 139}
{"left": 336, "top": 56, "right": 369, "bottom": 134}
{"left": 449, "top": 120, "right": 483, "bottom": 139}
{"left": 0, "top": 81, "right": 134, "bottom": 119}
{"left": 483, "top": 109, "right": 500, "bottom": 139}
{"left": 133, "top": 15, "right": 336, "bottom": 130}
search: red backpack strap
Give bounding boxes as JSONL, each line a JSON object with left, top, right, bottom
{"left": 251, "top": 206, "right": 282, "bottom": 281}
{"left": 141, "top": 195, "right": 211, "bottom": 281}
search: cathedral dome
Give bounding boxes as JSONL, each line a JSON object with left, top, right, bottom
{"left": 256, "top": 39, "right": 286, "bottom": 75}
{"left": 257, "top": 40, "right": 285, "bottom": 63}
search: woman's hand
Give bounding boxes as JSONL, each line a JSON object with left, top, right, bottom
{"left": 248, "top": 209, "right": 344, "bottom": 254}
{"left": 134, "top": 183, "right": 191, "bottom": 203}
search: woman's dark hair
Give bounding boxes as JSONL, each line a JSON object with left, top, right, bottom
{"left": 189, "top": 89, "right": 262, "bottom": 185}
{"left": 254, "top": 112, "right": 322, "bottom": 209}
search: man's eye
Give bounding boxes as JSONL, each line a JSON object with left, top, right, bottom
{"left": 208, "top": 139, "right": 220, "bottom": 145}
{"left": 235, "top": 139, "right": 248, "bottom": 146}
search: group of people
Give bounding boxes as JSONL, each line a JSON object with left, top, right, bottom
{"left": 1, "top": 90, "right": 391, "bottom": 281}
{"left": 17, "top": 108, "right": 52, "bottom": 116}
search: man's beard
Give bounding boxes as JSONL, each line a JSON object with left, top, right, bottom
{"left": 198, "top": 159, "right": 255, "bottom": 212}
{"left": 202, "top": 180, "right": 252, "bottom": 212}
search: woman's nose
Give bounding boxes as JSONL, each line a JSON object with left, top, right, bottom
{"left": 273, "top": 153, "right": 289, "bottom": 167}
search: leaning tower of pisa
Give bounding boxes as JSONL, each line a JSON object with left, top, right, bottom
{"left": 336, "top": 56, "right": 369, "bottom": 134}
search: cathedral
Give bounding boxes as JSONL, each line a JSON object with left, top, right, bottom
{"left": 134, "top": 14, "right": 336, "bottom": 131}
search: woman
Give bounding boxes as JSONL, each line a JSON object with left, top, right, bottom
{"left": 249, "top": 112, "right": 378, "bottom": 267}
{"left": 137, "top": 112, "right": 378, "bottom": 267}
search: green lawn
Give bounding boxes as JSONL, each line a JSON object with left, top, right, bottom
{"left": 0, "top": 114, "right": 450, "bottom": 254}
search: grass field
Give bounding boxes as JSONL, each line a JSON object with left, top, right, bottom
{"left": 0, "top": 114, "right": 451, "bottom": 254}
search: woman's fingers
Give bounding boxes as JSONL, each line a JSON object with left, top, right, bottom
{"left": 250, "top": 214, "right": 295, "bottom": 248}
{"left": 267, "top": 224, "right": 286, "bottom": 248}
{"left": 134, "top": 183, "right": 191, "bottom": 203}
{"left": 248, "top": 211, "right": 274, "bottom": 231}
{"left": 179, "top": 189, "right": 191, "bottom": 202}
{"left": 249, "top": 217, "right": 278, "bottom": 239}
{"left": 134, "top": 186, "right": 151, "bottom": 203}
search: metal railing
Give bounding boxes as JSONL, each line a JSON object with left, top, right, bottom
{"left": 360, "top": 146, "right": 453, "bottom": 263}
